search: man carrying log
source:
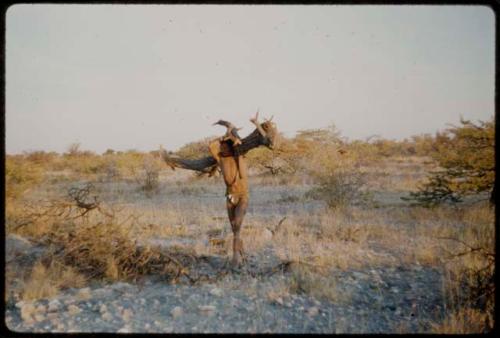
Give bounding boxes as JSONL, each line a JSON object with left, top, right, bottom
{"left": 160, "top": 112, "right": 279, "bottom": 267}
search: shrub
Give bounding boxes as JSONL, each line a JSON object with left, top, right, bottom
{"left": 117, "top": 151, "right": 147, "bottom": 179}
{"left": 132, "top": 156, "right": 162, "bottom": 196}
{"left": 344, "top": 140, "right": 380, "bottom": 165}
{"left": 288, "top": 263, "right": 345, "bottom": 302}
{"left": 99, "top": 156, "right": 122, "bottom": 181}
{"left": 411, "top": 133, "right": 436, "bottom": 156}
{"left": 433, "top": 204, "right": 495, "bottom": 333}
{"left": 65, "top": 142, "right": 82, "bottom": 157}
{"left": 402, "top": 172, "right": 462, "bottom": 207}
{"left": 21, "top": 258, "right": 86, "bottom": 301}
{"left": 405, "top": 117, "right": 495, "bottom": 207}
{"left": 5, "top": 157, "right": 43, "bottom": 200}
{"left": 432, "top": 308, "right": 492, "bottom": 334}
{"left": 175, "top": 136, "right": 217, "bottom": 159}
{"left": 23, "top": 150, "right": 59, "bottom": 166}
{"left": 103, "top": 148, "right": 115, "bottom": 156}
{"left": 306, "top": 169, "right": 370, "bottom": 209}
{"left": 12, "top": 185, "right": 191, "bottom": 283}
{"left": 245, "top": 146, "right": 275, "bottom": 172}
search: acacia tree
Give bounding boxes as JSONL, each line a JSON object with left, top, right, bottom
{"left": 405, "top": 117, "right": 495, "bottom": 206}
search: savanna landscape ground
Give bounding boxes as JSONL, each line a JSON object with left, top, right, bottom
{"left": 4, "top": 119, "right": 495, "bottom": 333}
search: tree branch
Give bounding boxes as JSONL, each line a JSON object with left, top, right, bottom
{"left": 160, "top": 122, "right": 277, "bottom": 173}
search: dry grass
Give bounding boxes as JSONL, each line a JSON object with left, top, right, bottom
{"left": 431, "top": 307, "right": 492, "bottom": 334}
{"left": 360, "top": 156, "right": 436, "bottom": 192}
{"left": 379, "top": 205, "right": 493, "bottom": 333}
{"left": 265, "top": 280, "right": 291, "bottom": 304}
{"left": 5, "top": 150, "right": 494, "bottom": 333}
{"left": 48, "top": 216, "right": 172, "bottom": 281}
{"left": 264, "top": 200, "right": 494, "bottom": 329}
{"left": 142, "top": 222, "right": 190, "bottom": 239}
{"left": 288, "top": 263, "right": 348, "bottom": 303}
{"left": 7, "top": 185, "right": 201, "bottom": 285}
{"left": 272, "top": 210, "right": 399, "bottom": 270}
{"left": 20, "top": 258, "right": 87, "bottom": 301}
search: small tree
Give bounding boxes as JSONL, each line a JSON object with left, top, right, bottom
{"left": 302, "top": 127, "right": 370, "bottom": 209}
{"left": 404, "top": 117, "right": 495, "bottom": 207}
{"left": 66, "top": 142, "right": 81, "bottom": 157}
{"left": 103, "top": 149, "right": 115, "bottom": 156}
{"left": 305, "top": 169, "right": 369, "bottom": 210}
{"left": 132, "top": 156, "right": 162, "bottom": 196}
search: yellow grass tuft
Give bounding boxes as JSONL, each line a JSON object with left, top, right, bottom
{"left": 431, "top": 307, "right": 492, "bottom": 334}
{"left": 288, "top": 263, "right": 348, "bottom": 303}
{"left": 21, "top": 259, "right": 86, "bottom": 301}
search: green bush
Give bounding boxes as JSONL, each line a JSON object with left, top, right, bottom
{"left": 306, "top": 169, "right": 370, "bottom": 209}
{"left": 405, "top": 117, "right": 495, "bottom": 207}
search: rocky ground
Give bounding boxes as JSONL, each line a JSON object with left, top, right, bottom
{"left": 5, "top": 176, "right": 452, "bottom": 334}
{"left": 5, "top": 234, "right": 445, "bottom": 334}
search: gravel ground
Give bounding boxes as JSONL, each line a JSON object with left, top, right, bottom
{"left": 6, "top": 240, "right": 444, "bottom": 334}
{"left": 5, "top": 182, "right": 446, "bottom": 333}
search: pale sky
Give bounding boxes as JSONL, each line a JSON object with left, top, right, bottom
{"left": 5, "top": 4, "right": 495, "bottom": 154}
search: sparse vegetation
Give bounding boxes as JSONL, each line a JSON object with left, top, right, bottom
{"left": 404, "top": 117, "right": 495, "bottom": 207}
{"left": 5, "top": 117, "right": 495, "bottom": 333}
{"left": 306, "top": 169, "right": 370, "bottom": 210}
{"left": 132, "top": 156, "right": 162, "bottom": 196}
{"left": 21, "top": 258, "right": 87, "bottom": 301}
{"left": 6, "top": 156, "right": 43, "bottom": 200}
{"left": 288, "top": 263, "right": 347, "bottom": 303}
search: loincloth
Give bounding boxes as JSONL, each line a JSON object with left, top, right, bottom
{"left": 226, "top": 191, "right": 248, "bottom": 206}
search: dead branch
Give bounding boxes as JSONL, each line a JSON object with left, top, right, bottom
{"left": 271, "top": 216, "right": 287, "bottom": 235}
{"left": 68, "top": 183, "right": 100, "bottom": 211}
{"left": 261, "top": 259, "right": 327, "bottom": 277}
{"left": 160, "top": 119, "right": 278, "bottom": 174}
{"left": 437, "top": 236, "right": 495, "bottom": 258}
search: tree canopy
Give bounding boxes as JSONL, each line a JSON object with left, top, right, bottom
{"left": 405, "top": 117, "right": 495, "bottom": 206}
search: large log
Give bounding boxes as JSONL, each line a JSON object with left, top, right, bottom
{"left": 160, "top": 122, "right": 277, "bottom": 174}
{"left": 160, "top": 153, "right": 217, "bottom": 174}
